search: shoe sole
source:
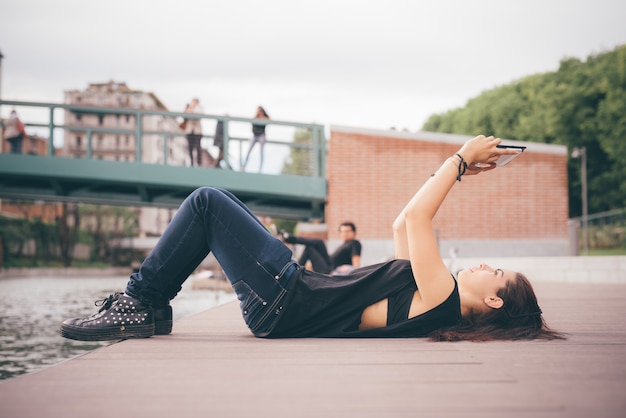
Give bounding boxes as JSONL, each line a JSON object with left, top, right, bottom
{"left": 155, "top": 320, "right": 173, "bottom": 335}
{"left": 60, "top": 323, "right": 154, "bottom": 341}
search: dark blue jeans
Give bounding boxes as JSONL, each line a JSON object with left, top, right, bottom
{"left": 126, "top": 187, "right": 298, "bottom": 336}
{"left": 9, "top": 134, "right": 23, "bottom": 154}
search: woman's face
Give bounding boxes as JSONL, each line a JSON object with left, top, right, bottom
{"left": 458, "top": 263, "right": 516, "bottom": 299}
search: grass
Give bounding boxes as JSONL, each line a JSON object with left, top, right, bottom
{"left": 583, "top": 248, "right": 626, "bottom": 256}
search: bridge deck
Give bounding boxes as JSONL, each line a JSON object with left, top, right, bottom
{"left": 0, "top": 153, "right": 326, "bottom": 219}
{"left": 0, "top": 281, "right": 624, "bottom": 418}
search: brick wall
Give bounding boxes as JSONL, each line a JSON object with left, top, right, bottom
{"left": 326, "top": 126, "right": 569, "bottom": 260}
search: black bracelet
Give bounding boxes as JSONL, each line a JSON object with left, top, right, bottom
{"left": 455, "top": 153, "right": 467, "bottom": 181}
{"left": 430, "top": 154, "right": 467, "bottom": 180}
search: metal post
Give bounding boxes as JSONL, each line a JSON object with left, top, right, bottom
{"left": 86, "top": 129, "right": 93, "bottom": 159}
{"left": 312, "top": 127, "right": 320, "bottom": 178}
{"left": 581, "top": 148, "right": 588, "bottom": 255}
{"left": 0, "top": 50, "right": 3, "bottom": 116}
{"left": 135, "top": 111, "right": 142, "bottom": 163}
{"left": 48, "top": 106, "right": 55, "bottom": 155}
{"left": 572, "top": 147, "right": 589, "bottom": 255}
{"left": 222, "top": 118, "right": 230, "bottom": 169}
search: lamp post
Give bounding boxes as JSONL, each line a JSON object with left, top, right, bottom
{"left": 0, "top": 49, "right": 3, "bottom": 116}
{"left": 571, "top": 147, "right": 588, "bottom": 255}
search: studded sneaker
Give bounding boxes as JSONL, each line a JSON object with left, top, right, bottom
{"left": 100, "top": 292, "right": 173, "bottom": 335}
{"left": 59, "top": 292, "right": 170, "bottom": 341}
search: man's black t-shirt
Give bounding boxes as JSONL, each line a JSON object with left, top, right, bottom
{"left": 330, "top": 239, "right": 361, "bottom": 267}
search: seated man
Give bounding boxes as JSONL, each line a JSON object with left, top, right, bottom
{"left": 281, "top": 222, "right": 361, "bottom": 275}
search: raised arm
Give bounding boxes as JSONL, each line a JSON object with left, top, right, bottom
{"left": 394, "top": 135, "right": 515, "bottom": 309}
{"left": 351, "top": 254, "right": 361, "bottom": 268}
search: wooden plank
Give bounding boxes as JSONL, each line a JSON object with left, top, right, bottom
{"left": 0, "top": 282, "right": 624, "bottom": 418}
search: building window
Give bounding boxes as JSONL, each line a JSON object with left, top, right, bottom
{"left": 98, "top": 115, "right": 104, "bottom": 125}
{"left": 76, "top": 135, "right": 82, "bottom": 147}
{"left": 75, "top": 113, "right": 82, "bottom": 122}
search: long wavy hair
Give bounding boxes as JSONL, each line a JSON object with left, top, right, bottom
{"left": 430, "top": 273, "right": 565, "bottom": 342}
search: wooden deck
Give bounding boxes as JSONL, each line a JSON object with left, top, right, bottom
{"left": 1, "top": 281, "right": 625, "bottom": 418}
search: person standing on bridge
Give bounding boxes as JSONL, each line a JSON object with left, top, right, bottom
{"left": 242, "top": 106, "right": 270, "bottom": 172}
{"left": 2, "top": 110, "right": 26, "bottom": 154}
{"left": 60, "top": 135, "right": 563, "bottom": 342}
{"left": 183, "top": 98, "right": 204, "bottom": 166}
{"left": 280, "top": 222, "right": 361, "bottom": 275}
{"left": 212, "top": 118, "right": 225, "bottom": 168}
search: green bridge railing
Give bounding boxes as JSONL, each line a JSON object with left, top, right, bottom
{"left": 0, "top": 99, "right": 326, "bottom": 174}
{"left": 0, "top": 100, "right": 328, "bottom": 220}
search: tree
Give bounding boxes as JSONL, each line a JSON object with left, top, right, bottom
{"left": 57, "top": 203, "right": 79, "bottom": 267}
{"left": 79, "top": 204, "right": 139, "bottom": 264}
{"left": 277, "top": 128, "right": 317, "bottom": 232}
{"left": 422, "top": 44, "right": 626, "bottom": 217}
{"left": 282, "top": 129, "right": 314, "bottom": 176}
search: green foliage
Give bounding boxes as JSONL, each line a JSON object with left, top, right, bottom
{"left": 422, "top": 44, "right": 626, "bottom": 217}
{"left": 282, "top": 129, "right": 314, "bottom": 176}
{"left": 0, "top": 216, "right": 59, "bottom": 267}
{"left": 586, "top": 248, "right": 626, "bottom": 256}
{"left": 78, "top": 204, "right": 139, "bottom": 263}
{"left": 0, "top": 202, "right": 140, "bottom": 268}
{"left": 273, "top": 219, "right": 297, "bottom": 235}
{"left": 273, "top": 128, "right": 317, "bottom": 232}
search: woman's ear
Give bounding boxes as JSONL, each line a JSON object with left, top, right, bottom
{"left": 483, "top": 296, "right": 504, "bottom": 309}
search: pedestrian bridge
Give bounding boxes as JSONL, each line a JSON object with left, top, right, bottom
{"left": 0, "top": 100, "right": 327, "bottom": 220}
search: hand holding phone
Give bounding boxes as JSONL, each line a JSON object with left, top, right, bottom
{"left": 471, "top": 144, "right": 526, "bottom": 168}
{"left": 494, "top": 144, "right": 526, "bottom": 166}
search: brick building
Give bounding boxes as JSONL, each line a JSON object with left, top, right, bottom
{"left": 324, "top": 126, "right": 569, "bottom": 263}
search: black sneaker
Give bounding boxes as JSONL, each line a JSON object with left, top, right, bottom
{"left": 60, "top": 293, "right": 169, "bottom": 341}
{"left": 83, "top": 292, "right": 174, "bottom": 335}
{"left": 96, "top": 292, "right": 173, "bottom": 335}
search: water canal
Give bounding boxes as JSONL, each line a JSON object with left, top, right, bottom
{"left": 0, "top": 275, "right": 235, "bottom": 381}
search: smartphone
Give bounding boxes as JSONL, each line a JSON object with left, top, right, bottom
{"left": 494, "top": 144, "right": 526, "bottom": 166}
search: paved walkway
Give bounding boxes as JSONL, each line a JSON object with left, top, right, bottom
{"left": 1, "top": 281, "right": 625, "bottom": 418}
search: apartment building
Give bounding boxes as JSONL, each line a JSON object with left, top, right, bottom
{"left": 62, "top": 81, "right": 188, "bottom": 237}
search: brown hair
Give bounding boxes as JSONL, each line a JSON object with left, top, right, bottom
{"left": 339, "top": 221, "right": 356, "bottom": 233}
{"left": 430, "top": 273, "right": 565, "bottom": 342}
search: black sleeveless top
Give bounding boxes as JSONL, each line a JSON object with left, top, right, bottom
{"left": 387, "top": 283, "right": 417, "bottom": 325}
{"left": 266, "top": 259, "right": 462, "bottom": 338}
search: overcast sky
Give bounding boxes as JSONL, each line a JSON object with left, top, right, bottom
{"left": 1, "top": 0, "right": 625, "bottom": 132}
